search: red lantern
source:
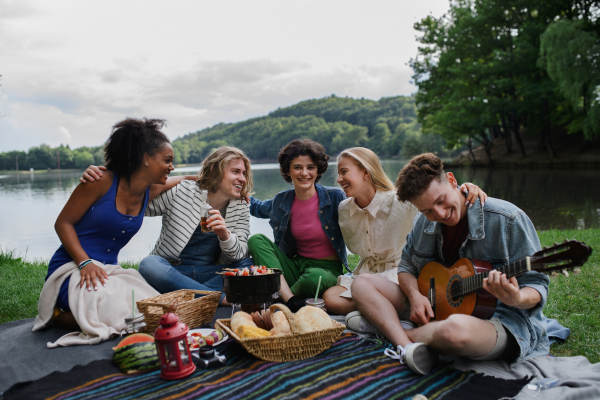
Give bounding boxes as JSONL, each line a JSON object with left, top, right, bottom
{"left": 154, "top": 312, "right": 196, "bottom": 380}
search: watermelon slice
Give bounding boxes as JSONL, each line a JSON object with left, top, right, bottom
{"left": 112, "top": 333, "right": 155, "bottom": 351}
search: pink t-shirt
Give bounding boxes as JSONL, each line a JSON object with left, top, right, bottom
{"left": 290, "top": 191, "right": 337, "bottom": 259}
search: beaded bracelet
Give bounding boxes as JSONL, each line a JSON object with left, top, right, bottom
{"left": 78, "top": 259, "right": 93, "bottom": 270}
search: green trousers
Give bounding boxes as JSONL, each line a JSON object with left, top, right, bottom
{"left": 248, "top": 234, "right": 343, "bottom": 298}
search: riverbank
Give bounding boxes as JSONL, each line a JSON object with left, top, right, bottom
{"left": 1, "top": 229, "right": 598, "bottom": 362}
{"left": 453, "top": 130, "right": 600, "bottom": 167}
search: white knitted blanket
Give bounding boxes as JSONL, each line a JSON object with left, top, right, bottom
{"left": 32, "top": 261, "right": 159, "bottom": 348}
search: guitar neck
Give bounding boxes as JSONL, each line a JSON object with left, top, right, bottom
{"left": 462, "top": 257, "right": 531, "bottom": 295}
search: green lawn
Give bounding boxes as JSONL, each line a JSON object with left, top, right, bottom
{"left": 1, "top": 229, "right": 598, "bottom": 362}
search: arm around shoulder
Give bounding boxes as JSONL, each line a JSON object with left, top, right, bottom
{"left": 148, "top": 175, "right": 195, "bottom": 202}
{"left": 249, "top": 196, "right": 274, "bottom": 219}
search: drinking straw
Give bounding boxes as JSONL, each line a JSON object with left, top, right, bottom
{"left": 315, "top": 276, "right": 322, "bottom": 302}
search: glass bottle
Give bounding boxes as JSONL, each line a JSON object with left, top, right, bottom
{"left": 200, "top": 189, "right": 213, "bottom": 233}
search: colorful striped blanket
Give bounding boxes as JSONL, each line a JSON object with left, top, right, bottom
{"left": 4, "top": 334, "right": 529, "bottom": 400}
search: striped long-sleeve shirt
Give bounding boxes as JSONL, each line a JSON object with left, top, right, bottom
{"left": 145, "top": 180, "right": 250, "bottom": 264}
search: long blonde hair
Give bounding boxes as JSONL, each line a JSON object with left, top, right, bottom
{"left": 337, "top": 147, "right": 394, "bottom": 191}
{"left": 197, "top": 146, "right": 254, "bottom": 198}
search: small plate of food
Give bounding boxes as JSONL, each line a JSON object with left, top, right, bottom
{"left": 187, "top": 328, "right": 228, "bottom": 350}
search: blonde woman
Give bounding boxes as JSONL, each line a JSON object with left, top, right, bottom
{"left": 83, "top": 147, "right": 254, "bottom": 304}
{"left": 323, "top": 148, "right": 487, "bottom": 315}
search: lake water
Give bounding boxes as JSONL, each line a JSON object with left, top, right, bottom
{"left": 1, "top": 161, "right": 599, "bottom": 262}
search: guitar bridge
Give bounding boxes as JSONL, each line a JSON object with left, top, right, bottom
{"left": 428, "top": 277, "right": 436, "bottom": 315}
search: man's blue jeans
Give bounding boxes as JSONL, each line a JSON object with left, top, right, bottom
{"left": 138, "top": 255, "right": 254, "bottom": 303}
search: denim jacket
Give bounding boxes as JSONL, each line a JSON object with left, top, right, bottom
{"left": 250, "top": 184, "right": 348, "bottom": 269}
{"left": 398, "top": 197, "right": 549, "bottom": 367}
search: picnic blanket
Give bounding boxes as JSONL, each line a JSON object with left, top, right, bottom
{"left": 2, "top": 309, "right": 599, "bottom": 399}
{"left": 3, "top": 334, "right": 529, "bottom": 400}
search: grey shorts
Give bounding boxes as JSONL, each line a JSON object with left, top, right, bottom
{"left": 470, "top": 318, "right": 517, "bottom": 361}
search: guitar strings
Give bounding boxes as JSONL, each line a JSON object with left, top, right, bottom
{"left": 426, "top": 259, "right": 532, "bottom": 306}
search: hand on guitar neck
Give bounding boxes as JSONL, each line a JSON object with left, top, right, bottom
{"left": 482, "top": 270, "right": 541, "bottom": 309}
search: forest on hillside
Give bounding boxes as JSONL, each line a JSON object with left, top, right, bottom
{"left": 170, "top": 95, "right": 445, "bottom": 164}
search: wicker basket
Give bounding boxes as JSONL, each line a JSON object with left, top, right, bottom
{"left": 137, "top": 289, "right": 220, "bottom": 333}
{"left": 216, "top": 304, "right": 345, "bottom": 362}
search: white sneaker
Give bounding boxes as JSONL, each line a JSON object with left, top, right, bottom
{"left": 345, "top": 311, "right": 381, "bottom": 335}
{"left": 345, "top": 311, "right": 416, "bottom": 333}
{"left": 384, "top": 343, "right": 439, "bottom": 375}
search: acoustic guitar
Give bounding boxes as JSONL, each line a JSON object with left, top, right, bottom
{"left": 417, "top": 240, "right": 592, "bottom": 321}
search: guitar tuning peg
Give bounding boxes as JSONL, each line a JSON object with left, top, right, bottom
{"left": 573, "top": 268, "right": 581, "bottom": 275}
{"left": 561, "top": 269, "right": 569, "bottom": 278}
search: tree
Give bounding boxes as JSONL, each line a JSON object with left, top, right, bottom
{"left": 409, "top": 0, "right": 589, "bottom": 162}
{"left": 540, "top": 19, "right": 600, "bottom": 139}
{"left": 74, "top": 150, "right": 95, "bottom": 169}
{"left": 28, "top": 145, "right": 55, "bottom": 170}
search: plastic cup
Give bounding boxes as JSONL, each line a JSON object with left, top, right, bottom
{"left": 305, "top": 298, "right": 325, "bottom": 310}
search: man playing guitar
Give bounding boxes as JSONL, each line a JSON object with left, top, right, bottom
{"left": 348, "top": 153, "right": 550, "bottom": 375}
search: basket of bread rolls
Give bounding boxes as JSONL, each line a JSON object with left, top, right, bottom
{"left": 215, "top": 303, "right": 345, "bottom": 362}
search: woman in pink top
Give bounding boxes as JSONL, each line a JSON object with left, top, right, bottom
{"left": 249, "top": 140, "right": 348, "bottom": 312}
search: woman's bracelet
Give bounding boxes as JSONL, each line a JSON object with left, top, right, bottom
{"left": 78, "top": 259, "right": 93, "bottom": 270}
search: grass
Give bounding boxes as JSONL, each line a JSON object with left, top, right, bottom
{"left": 1, "top": 230, "right": 598, "bottom": 363}
{"left": 538, "top": 229, "right": 600, "bottom": 362}
{"left": 0, "top": 253, "right": 139, "bottom": 325}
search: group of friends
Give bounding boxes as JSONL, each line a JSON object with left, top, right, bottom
{"left": 40, "top": 117, "right": 551, "bottom": 376}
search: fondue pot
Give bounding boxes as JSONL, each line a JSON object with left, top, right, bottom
{"left": 222, "top": 270, "right": 282, "bottom": 304}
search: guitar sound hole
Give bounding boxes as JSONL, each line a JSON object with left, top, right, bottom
{"left": 446, "top": 275, "right": 464, "bottom": 307}
{"left": 450, "top": 281, "right": 462, "bottom": 301}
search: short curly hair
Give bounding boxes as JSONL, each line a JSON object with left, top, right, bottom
{"left": 395, "top": 153, "right": 446, "bottom": 202}
{"left": 278, "top": 139, "right": 329, "bottom": 184}
{"left": 104, "top": 118, "right": 170, "bottom": 182}
{"left": 197, "top": 146, "right": 254, "bottom": 198}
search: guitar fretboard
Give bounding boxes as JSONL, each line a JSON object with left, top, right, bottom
{"left": 459, "top": 258, "right": 530, "bottom": 296}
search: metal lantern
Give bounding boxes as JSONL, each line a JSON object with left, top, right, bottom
{"left": 154, "top": 312, "right": 196, "bottom": 380}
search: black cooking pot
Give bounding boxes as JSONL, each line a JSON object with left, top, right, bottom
{"left": 222, "top": 270, "right": 282, "bottom": 304}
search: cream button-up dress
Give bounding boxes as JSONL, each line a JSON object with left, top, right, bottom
{"left": 337, "top": 189, "right": 418, "bottom": 298}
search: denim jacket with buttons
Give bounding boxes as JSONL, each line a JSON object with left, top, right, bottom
{"left": 398, "top": 197, "right": 549, "bottom": 367}
{"left": 249, "top": 184, "right": 349, "bottom": 269}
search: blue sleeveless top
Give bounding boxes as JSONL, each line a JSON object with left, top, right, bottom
{"left": 47, "top": 172, "right": 150, "bottom": 310}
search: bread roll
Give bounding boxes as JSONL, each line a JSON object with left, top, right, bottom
{"left": 294, "top": 306, "right": 332, "bottom": 333}
{"left": 270, "top": 324, "right": 292, "bottom": 336}
{"left": 231, "top": 311, "right": 256, "bottom": 334}
{"left": 271, "top": 310, "right": 291, "bottom": 331}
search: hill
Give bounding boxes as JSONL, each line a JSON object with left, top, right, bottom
{"left": 171, "top": 95, "right": 448, "bottom": 163}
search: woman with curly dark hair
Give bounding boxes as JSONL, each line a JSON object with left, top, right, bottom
{"left": 248, "top": 139, "right": 348, "bottom": 312}
{"left": 37, "top": 118, "right": 192, "bottom": 334}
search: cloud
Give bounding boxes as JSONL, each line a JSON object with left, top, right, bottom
{"left": 0, "top": 0, "right": 450, "bottom": 152}
{"left": 57, "top": 126, "right": 71, "bottom": 145}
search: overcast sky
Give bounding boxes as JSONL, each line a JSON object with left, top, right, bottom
{"left": 0, "top": 0, "right": 449, "bottom": 152}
